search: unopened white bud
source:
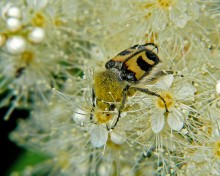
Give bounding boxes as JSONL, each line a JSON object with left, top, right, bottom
{"left": 6, "top": 18, "right": 22, "bottom": 32}
{"left": 28, "top": 27, "right": 45, "bottom": 43}
{"left": 7, "top": 6, "right": 22, "bottom": 18}
{"left": 6, "top": 36, "right": 26, "bottom": 54}
{"left": 1, "top": 3, "right": 12, "bottom": 19}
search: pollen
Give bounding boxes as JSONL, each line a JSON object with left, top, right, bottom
{"left": 144, "top": 2, "right": 154, "bottom": 9}
{"left": 57, "top": 152, "right": 70, "bottom": 170}
{"left": 213, "top": 140, "right": 220, "bottom": 159}
{"left": 95, "top": 111, "right": 112, "bottom": 124}
{"left": 0, "top": 33, "right": 7, "bottom": 47}
{"left": 157, "top": 0, "right": 176, "bottom": 9}
{"left": 145, "top": 31, "right": 158, "bottom": 43}
{"left": 156, "top": 92, "right": 174, "bottom": 110}
{"left": 32, "top": 13, "right": 45, "bottom": 27}
{"left": 144, "top": 12, "right": 152, "bottom": 19}
{"left": 200, "top": 120, "right": 212, "bottom": 136}
{"left": 20, "top": 51, "right": 34, "bottom": 64}
{"left": 54, "top": 18, "right": 64, "bottom": 26}
{"left": 107, "top": 139, "right": 121, "bottom": 150}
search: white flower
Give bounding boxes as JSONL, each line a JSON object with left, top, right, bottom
{"left": 0, "top": 0, "right": 93, "bottom": 120}
{"left": 142, "top": 0, "right": 200, "bottom": 31}
{"left": 151, "top": 74, "right": 196, "bottom": 133}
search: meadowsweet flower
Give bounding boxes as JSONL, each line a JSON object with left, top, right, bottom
{"left": 10, "top": 89, "right": 142, "bottom": 175}
{"left": 10, "top": 58, "right": 219, "bottom": 176}
{"left": 86, "top": 0, "right": 220, "bottom": 54}
{"left": 181, "top": 124, "right": 220, "bottom": 175}
{"left": 10, "top": 98, "right": 90, "bottom": 175}
{"left": 143, "top": 0, "right": 198, "bottom": 30}
{"left": 0, "top": 0, "right": 94, "bottom": 119}
{"left": 6, "top": 0, "right": 220, "bottom": 175}
{"left": 143, "top": 74, "right": 196, "bottom": 133}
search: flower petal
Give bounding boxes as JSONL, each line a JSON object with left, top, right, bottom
{"left": 26, "top": 0, "right": 49, "bottom": 10}
{"left": 216, "top": 80, "right": 220, "bottom": 95}
{"left": 151, "top": 111, "right": 165, "bottom": 133}
{"left": 188, "top": 2, "right": 200, "bottom": 20}
{"left": 170, "top": 8, "right": 189, "bottom": 28}
{"left": 167, "top": 109, "right": 184, "bottom": 131}
{"left": 154, "top": 74, "right": 174, "bottom": 90}
{"left": 89, "top": 125, "right": 108, "bottom": 148}
{"left": 110, "top": 131, "right": 125, "bottom": 145}
{"left": 175, "top": 83, "right": 196, "bottom": 100}
{"left": 151, "top": 12, "right": 167, "bottom": 32}
{"left": 72, "top": 108, "right": 87, "bottom": 124}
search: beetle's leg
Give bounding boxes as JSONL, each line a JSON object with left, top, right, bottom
{"left": 130, "top": 86, "right": 169, "bottom": 113}
{"left": 90, "top": 88, "right": 96, "bottom": 121}
{"left": 110, "top": 84, "right": 130, "bottom": 129}
{"left": 110, "top": 84, "right": 169, "bottom": 129}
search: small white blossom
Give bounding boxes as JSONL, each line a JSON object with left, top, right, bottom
{"left": 0, "top": 0, "right": 94, "bottom": 119}
{"left": 151, "top": 74, "right": 196, "bottom": 133}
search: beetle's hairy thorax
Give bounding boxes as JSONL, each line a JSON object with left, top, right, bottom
{"left": 93, "top": 70, "right": 126, "bottom": 103}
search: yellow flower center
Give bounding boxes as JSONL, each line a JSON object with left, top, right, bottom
{"left": 157, "top": 0, "right": 176, "bottom": 9}
{"left": 213, "top": 140, "right": 220, "bottom": 159}
{"left": 54, "top": 18, "right": 65, "bottom": 26}
{"left": 20, "top": 51, "right": 35, "bottom": 64}
{"left": 0, "top": 33, "right": 7, "bottom": 47}
{"left": 32, "top": 13, "right": 46, "bottom": 27}
{"left": 107, "top": 139, "right": 121, "bottom": 149}
{"left": 95, "top": 111, "right": 112, "bottom": 124}
{"left": 156, "top": 92, "right": 174, "bottom": 110}
{"left": 145, "top": 31, "right": 158, "bottom": 43}
{"left": 57, "top": 152, "right": 70, "bottom": 170}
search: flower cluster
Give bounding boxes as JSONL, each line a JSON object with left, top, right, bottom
{"left": 7, "top": 0, "right": 220, "bottom": 175}
{"left": 0, "top": 0, "right": 93, "bottom": 119}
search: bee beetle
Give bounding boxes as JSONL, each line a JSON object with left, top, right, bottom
{"left": 92, "top": 43, "right": 168, "bottom": 130}
{"left": 105, "top": 43, "right": 160, "bottom": 82}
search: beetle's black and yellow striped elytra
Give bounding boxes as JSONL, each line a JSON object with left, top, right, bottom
{"left": 105, "top": 43, "right": 160, "bottom": 82}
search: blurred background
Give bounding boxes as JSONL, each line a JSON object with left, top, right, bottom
{"left": 0, "top": 108, "right": 28, "bottom": 176}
